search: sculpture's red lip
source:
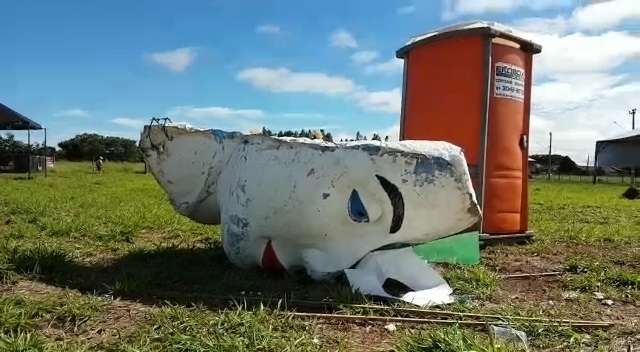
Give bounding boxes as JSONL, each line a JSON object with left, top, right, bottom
{"left": 261, "top": 240, "right": 285, "bottom": 272}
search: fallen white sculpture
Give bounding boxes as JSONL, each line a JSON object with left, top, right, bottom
{"left": 140, "top": 123, "right": 481, "bottom": 306}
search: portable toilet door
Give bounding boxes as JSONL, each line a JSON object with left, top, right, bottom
{"left": 396, "top": 22, "right": 542, "bottom": 239}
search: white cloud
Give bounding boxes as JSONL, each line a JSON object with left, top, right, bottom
{"left": 334, "top": 124, "right": 400, "bottom": 142}
{"left": 530, "top": 75, "right": 640, "bottom": 164}
{"left": 397, "top": 5, "right": 416, "bottom": 14}
{"left": 512, "top": 16, "right": 571, "bottom": 35}
{"left": 504, "top": 2, "right": 640, "bottom": 165}
{"left": 532, "top": 74, "right": 625, "bottom": 114}
{"left": 111, "top": 117, "right": 147, "bottom": 129}
{"left": 442, "top": 0, "right": 571, "bottom": 19}
{"left": 148, "top": 47, "right": 197, "bottom": 72}
{"left": 353, "top": 88, "right": 402, "bottom": 114}
{"left": 329, "top": 29, "right": 358, "bottom": 48}
{"left": 256, "top": 24, "right": 281, "bottom": 35}
{"left": 381, "top": 124, "right": 400, "bottom": 141}
{"left": 350, "top": 50, "right": 379, "bottom": 64}
{"left": 281, "top": 112, "right": 326, "bottom": 119}
{"left": 364, "top": 57, "right": 404, "bottom": 74}
{"left": 168, "top": 106, "right": 264, "bottom": 119}
{"left": 572, "top": 0, "right": 640, "bottom": 31}
{"left": 54, "top": 108, "right": 89, "bottom": 118}
{"left": 531, "top": 31, "right": 640, "bottom": 77}
{"left": 237, "top": 66, "right": 400, "bottom": 115}
{"left": 237, "top": 67, "right": 355, "bottom": 95}
{"left": 514, "top": 0, "right": 640, "bottom": 34}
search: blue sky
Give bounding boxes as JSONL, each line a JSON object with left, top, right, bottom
{"left": 2, "top": 0, "right": 639, "bottom": 163}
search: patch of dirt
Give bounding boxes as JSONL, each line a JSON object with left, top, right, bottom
{"left": 316, "top": 322, "right": 394, "bottom": 351}
{"left": 71, "top": 299, "right": 151, "bottom": 346}
{"left": 484, "top": 243, "right": 640, "bottom": 273}
{"left": 2, "top": 280, "right": 151, "bottom": 346}
{"left": 485, "top": 251, "right": 564, "bottom": 274}
{"left": 495, "top": 276, "right": 565, "bottom": 302}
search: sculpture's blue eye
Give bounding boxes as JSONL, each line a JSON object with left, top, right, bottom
{"left": 348, "top": 189, "right": 369, "bottom": 223}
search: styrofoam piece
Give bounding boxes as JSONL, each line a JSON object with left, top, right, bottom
{"left": 140, "top": 125, "right": 481, "bottom": 280}
{"left": 344, "top": 247, "right": 453, "bottom": 306}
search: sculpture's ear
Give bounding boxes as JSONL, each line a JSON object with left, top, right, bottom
{"left": 140, "top": 125, "right": 232, "bottom": 224}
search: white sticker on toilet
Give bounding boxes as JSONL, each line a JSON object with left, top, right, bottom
{"left": 494, "top": 62, "right": 525, "bottom": 102}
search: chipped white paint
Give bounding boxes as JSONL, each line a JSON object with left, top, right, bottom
{"left": 140, "top": 125, "right": 481, "bottom": 303}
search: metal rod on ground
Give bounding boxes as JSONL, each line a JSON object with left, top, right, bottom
{"left": 322, "top": 302, "right": 608, "bottom": 325}
{"left": 144, "top": 291, "right": 613, "bottom": 326}
{"left": 499, "top": 271, "right": 564, "bottom": 279}
{"left": 289, "top": 312, "right": 613, "bottom": 329}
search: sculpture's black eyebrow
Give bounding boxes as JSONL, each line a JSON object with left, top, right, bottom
{"left": 375, "top": 175, "right": 404, "bottom": 234}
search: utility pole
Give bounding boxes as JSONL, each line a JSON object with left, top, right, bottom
{"left": 631, "top": 108, "right": 636, "bottom": 130}
{"left": 586, "top": 154, "right": 590, "bottom": 174}
{"left": 547, "top": 132, "right": 552, "bottom": 180}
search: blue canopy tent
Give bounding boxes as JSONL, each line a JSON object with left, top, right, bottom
{"left": 0, "top": 103, "right": 47, "bottom": 178}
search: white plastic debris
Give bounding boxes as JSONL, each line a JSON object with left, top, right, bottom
{"left": 490, "top": 325, "right": 528, "bottom": 351}
{"left": 344, "top": 247, "right": 454, "bottom": 307}
{"left": 384, "top": 323, "right": 397, "bottom": 332}
{"left": 594, "top": 292, "right": 605, "bottom": 300}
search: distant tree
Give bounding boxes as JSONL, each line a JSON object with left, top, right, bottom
{"left": 355, "top": 131, "right": 362, "bottom": 141}
{"left": 531, "top": 154, "right": 580, "bottom": 174}
{"left": 58, "top": 133, "right": 141, "bottom": 162}
{"left": 261, "top": 127, "right": 274, "bottom": 136}
{"left": 323, "top": 132, "right": 334, "bottom": 142}
{"left": 558, "top": 156, "right": 579, "bottom": 173}
{"left": 371, "top": 133, "right": 382, "bottom": 141}
{"left": 0, "top": 133, "right": 29, "bottom": 155}
{"left": 384, "top": 136, "right": 390, "bottom": 142}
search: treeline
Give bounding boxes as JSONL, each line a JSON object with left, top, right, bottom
{"left": 0, "top": 133, "right": 55, "bottom": 156}
{"left": 260, "top": 127, "right": 335, "bottom": 142}
{"left": 530, "top": 154, "right": 580, "bottom": 174}
{"left": 260, "top": 127, "right": 390, "bottom": 143}
{"left": 57, "top": 134, "right": 141, "bottom": 162}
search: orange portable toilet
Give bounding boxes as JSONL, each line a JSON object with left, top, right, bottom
{"left": 396, "top": 22, "right": 541, "bottom": 240}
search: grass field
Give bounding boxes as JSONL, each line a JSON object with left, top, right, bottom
{"left": 0, "top": 162, "right": 638, "bottom": 351}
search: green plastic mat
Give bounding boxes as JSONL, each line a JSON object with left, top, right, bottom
{"left": 413, "top": 231, "right": 480, "bottom": 265}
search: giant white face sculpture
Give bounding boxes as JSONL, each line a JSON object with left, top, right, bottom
{"left": 140, "top": 124, "right": 481, "bottom": 284}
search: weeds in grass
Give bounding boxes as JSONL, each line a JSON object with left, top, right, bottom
{"left": 0, "top": 297, "right": 37, "bottom": 333}
{"left": 106, "top": 304, "right": 326, "bottom": 352}
{"left": 0, "top": 331, "right": 46, "bottom": 352}
{"left": 565, "top": 256, "right": 640, "bottom": 300}
{"left": 0, "top": 293, "right": 106, "bottom": 336}
{"left": 394, "top": 326, "right": 523, "bottom": 352}
{"left": 441, "top": 264, "right": 499, "bottom": 299}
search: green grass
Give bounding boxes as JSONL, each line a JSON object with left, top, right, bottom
{"left": 1, "top": 162, "right": 638, "bottom": 351}
{"left": 105, "top": 305, "right": 327, "bottom": 352}
{"left": 529, "top": 180, "right": 640, "bottom": 244}
{"left": 441, "top": 265, "right": 500, "bottom": 300}
{"left": 394, "top": 326, "right": 524, "bottom": 352}
{"left": 565, "top": 255, "right": 640, "bottom": 301}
